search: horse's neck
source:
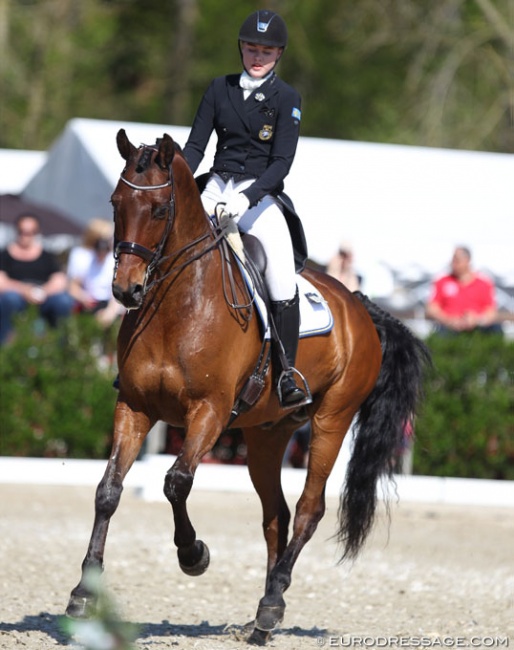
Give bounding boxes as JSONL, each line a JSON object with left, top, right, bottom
{"left": 173, "top": 162, "right": 212, "bottom": 244}
{"left": 160, "top": 169, "right": 216, "bottom": 286}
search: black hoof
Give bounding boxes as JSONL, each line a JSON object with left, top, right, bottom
{"left": 65, "top": 594, "right": 96, "bottom": 619}
{"left": 255, "top": 602, "right": 285, "bottom": 632}
{"left": 177, "top": 540, "right": 210, "bottom": 576}
{"left": 248, "top": 627, "right": 272, "bottom": 646}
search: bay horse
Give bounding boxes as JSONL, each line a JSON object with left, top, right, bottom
{"left": 66, "top": 130, "right": 430, "bottom": 645}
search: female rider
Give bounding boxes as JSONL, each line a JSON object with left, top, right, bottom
{"left": 183, "top": 9, "right": 310, "bottom": 408}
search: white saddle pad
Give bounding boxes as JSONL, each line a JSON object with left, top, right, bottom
{"left": 248, "top": 273, "right": 334, "bottom": 340}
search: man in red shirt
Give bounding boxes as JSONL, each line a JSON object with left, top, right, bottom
{"left": 426, "top": 246, "right": 501, "bottom": 333}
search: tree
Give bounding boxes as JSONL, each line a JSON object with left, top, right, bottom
{"left": 1, "top": 0, "right": 512, "bottom": 153}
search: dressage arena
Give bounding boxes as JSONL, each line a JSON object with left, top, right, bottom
{"left": 0, "top": 463, "right": 513, "bottom": 649}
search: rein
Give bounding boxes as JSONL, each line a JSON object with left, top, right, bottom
{"left": 114, "top": 149, "right": 254, "bottom": 317}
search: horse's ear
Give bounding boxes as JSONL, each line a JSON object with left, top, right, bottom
{"left": 116, "top": 129, "right": 137, "bottom": 162}
{"left": 155, "top": 133, "right": 175, "bottom": 170}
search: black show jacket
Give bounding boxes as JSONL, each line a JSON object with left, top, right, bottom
{"left": 183, "top": 72, "right": 308, "bottom": 271}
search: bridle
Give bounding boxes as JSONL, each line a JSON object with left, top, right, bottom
{"left": 113, "top": 146, "right": 235, "bottom": 299}
{"left": 114, "top": 148, "right": 176, "bottom": 294}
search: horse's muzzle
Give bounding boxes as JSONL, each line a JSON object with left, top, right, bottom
{"left": 112, "top": 282, "right": 144, "bottom": 310}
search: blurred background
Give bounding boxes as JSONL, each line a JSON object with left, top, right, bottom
{"left": 1, "top": 0, "right": 513, "bottom": 323}
{"left": 1, "top": 0, "right": 513, "bottom": 475}
{"left": 2, "top": 0, "right": 513, "bottom": 152}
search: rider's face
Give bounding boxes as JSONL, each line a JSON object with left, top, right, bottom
{"left": 240, "top": 42, "right": 282, "bottom": 79}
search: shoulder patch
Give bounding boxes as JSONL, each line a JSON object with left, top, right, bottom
{"left": 292, "top": 107, "right": 301, "bottom": 121}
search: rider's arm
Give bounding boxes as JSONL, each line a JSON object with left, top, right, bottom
{"left": 183, "top": 80, "right": 216, "bottom": 174}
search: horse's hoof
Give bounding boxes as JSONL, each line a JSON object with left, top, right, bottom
{"left": 247, "top": 627, "right": 272, "bottom": 646}
{"left": 177, "top": 539, "right": 210, "bottom": 576}
{"left": 255, "top": 602, "right": 285, "bottom": 632}
{"left": 65, "top": 594, "right": 95, "bottom": 619}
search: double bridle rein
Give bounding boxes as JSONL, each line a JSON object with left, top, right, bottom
{"left": 113, "top": 147, "right": 244, "bottom": 301}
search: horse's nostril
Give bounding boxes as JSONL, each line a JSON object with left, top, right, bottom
{"left": 112, "top": 283, "right": 144, "bottom": 309}
{"left": 112, "top": 284, "right": 123, "bottom": 302}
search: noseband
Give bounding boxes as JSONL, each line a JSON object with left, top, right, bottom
{"left": 114, "top": 150, "right": 175, "bottom": 294}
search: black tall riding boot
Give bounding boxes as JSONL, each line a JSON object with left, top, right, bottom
{"left": 271, "top": 289, "right": 310, "bottom": 408}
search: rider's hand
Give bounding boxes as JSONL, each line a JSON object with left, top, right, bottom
{"left": 224, "top": 193, "right": 250, "bottom": 218}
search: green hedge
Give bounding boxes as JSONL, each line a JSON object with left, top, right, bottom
{"left": 0, "top": 309, "right": 118, "bottom": 458}
{"left": 413, "top": 332, "right": 514, "bottom": 480}
{"left": 2, "top": 313, "right": 514, "bottom": 479}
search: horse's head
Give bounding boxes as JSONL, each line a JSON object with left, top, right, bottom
{"left": 111, "top": 129, "right": 177, "bottom": 310}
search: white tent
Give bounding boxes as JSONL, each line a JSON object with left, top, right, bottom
{"left": 22, "top": 119, "right": 202, "bottom": 226}
{"left": 22, "top": 117, "right": 514, "bottom": 281}
{"left": 0, "top": 149, "right": 47, "bottom": 194}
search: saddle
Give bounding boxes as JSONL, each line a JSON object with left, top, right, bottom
{"left": 241, "top": 233, "right": 267, "bottom": 277}
{"left": 234, "top": 233, "right": 333, "bottom": 340}
{"left": 221, "top": 229, "right": 332, "bottom": 423}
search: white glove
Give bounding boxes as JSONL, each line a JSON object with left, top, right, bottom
{"left": 223, "top": 192, "right": 250, "bottom": 218}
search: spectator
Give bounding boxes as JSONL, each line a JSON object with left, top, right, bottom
{"left": 284, "top": 421, "right": 311, "bottom": 468}
{"left": 326, "top": 241, "right": 362, "bottom": 291}
{"left": 67, "top": 219, "right": 123, "bottom": 328}
{"left": 426, "top": 245, "right": 501, "bottom": 334}
{"left": 0, "top": 213, "right": 73, "bottom": 344}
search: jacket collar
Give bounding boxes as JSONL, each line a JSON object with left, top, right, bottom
{"left": 227, "top": 73, "right": 278, "bottom": 126}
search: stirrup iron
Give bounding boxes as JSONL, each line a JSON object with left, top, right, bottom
{"left": 277, "top": 367, "right": 312, "bottom": 409}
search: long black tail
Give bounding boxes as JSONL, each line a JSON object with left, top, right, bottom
{"left": 337, "top": 293, "right": 431, "bottom": 561}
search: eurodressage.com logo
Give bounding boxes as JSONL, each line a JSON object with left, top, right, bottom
{"left": 315, "top": 636, "right": 510, "bottom": 648}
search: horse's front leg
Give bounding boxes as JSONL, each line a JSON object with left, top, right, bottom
{"left": 163, "top": 406, "right": 223, "bottom": 577}
{"left": 66, "top": 401, "right": 152, "bottom": 618}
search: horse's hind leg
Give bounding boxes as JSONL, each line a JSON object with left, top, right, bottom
{"left": 243, "top": 424, "right": 296, "bottom": 644}
{"left": 248, "top": 408, "right": 356, "bottom": 644}
{"left": 66, "top": 403, "right": 151, "bottom": 618}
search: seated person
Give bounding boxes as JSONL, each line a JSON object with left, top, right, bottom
{"left": 326, "top": 240, "right": 362, "bottom": 292}
{"left": 67, "top": 219, "right": 123, "bottom": 328}
{"left": 426, "top": 246, "right": 501, "bottom": 334}
{"left": 0, "top": 213, "right": 73, "bottom": 344}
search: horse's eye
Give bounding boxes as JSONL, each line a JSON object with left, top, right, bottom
{"left": 153, "top": 205, "right": 169, "bottom": 220}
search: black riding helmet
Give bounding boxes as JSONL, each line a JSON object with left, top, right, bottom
{"left": 238, "top": 9, "right": 288, "bottom": 48}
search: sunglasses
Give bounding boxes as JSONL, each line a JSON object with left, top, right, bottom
{"left": 18, "top": 229, "right": 39, "bottom": 236}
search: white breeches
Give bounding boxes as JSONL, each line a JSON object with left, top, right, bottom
{"left": 201, "top": 174, "right": 297, "bottom": 301}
